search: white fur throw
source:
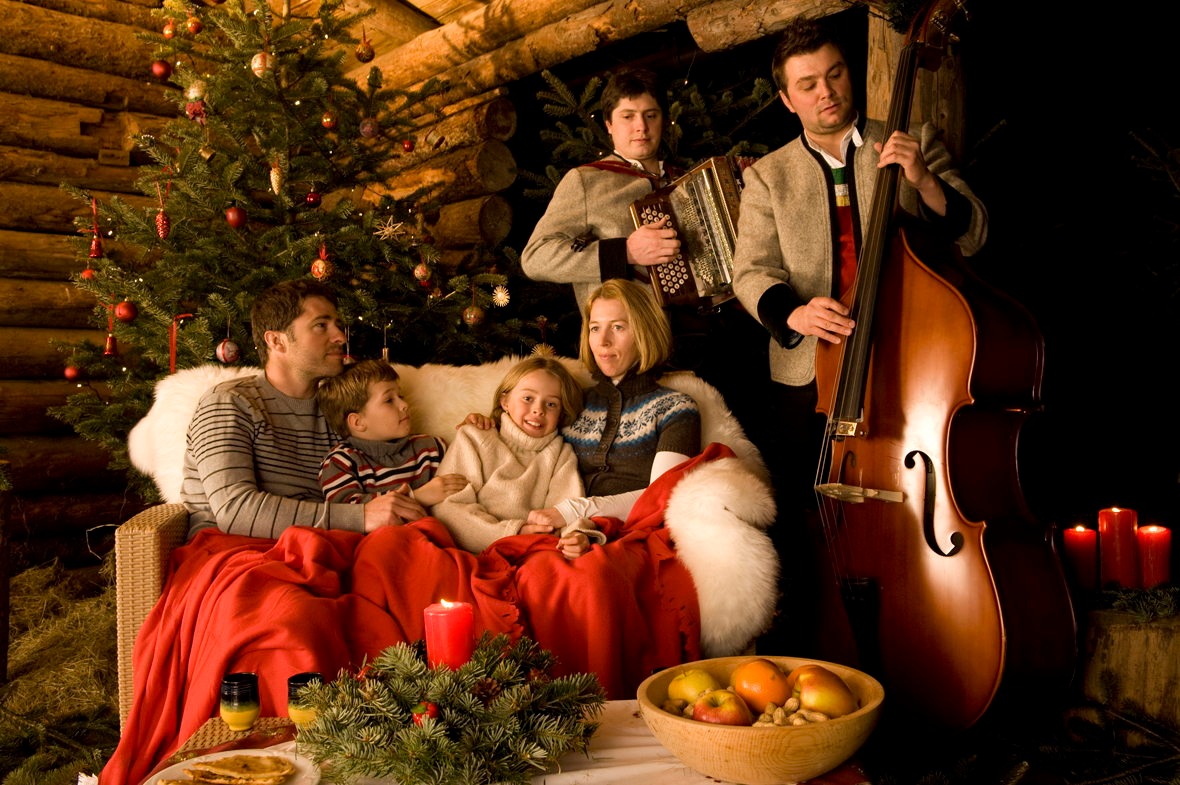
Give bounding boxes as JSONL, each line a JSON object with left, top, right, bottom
{"left": 128, "top": 357, "right": 779, "bottom": 655}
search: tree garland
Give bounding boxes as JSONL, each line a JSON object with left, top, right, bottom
{"left": 294, "top": 635, "right": 606, "bottom": 785}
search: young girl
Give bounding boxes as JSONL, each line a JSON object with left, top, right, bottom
{"left": 317, "top": 359, "right": 467, "bottom": 505}
{"left": 431, "top": 356, "right": 605, "bottom": 558}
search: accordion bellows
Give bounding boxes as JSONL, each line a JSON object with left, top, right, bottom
{"left": 630, "top": 156, "right": 751, "bottom": 309}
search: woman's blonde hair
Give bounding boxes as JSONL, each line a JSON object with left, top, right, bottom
{"left": 578, "top": 279, "right": 672, "bottom": 376}
{"left": 490, "top": 356, "right": 584, "bottom": 428}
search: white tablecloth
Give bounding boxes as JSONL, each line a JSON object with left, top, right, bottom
{"left": 284, "top": 700, "right": 729, "bottom": 785}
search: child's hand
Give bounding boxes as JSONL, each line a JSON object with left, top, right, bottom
{"left": 457, "top": 412, "right": 496, "bottom": 430}
{"left": 415, "top": 474, "right": 469, "bottom": 506}
{"left": 520, "top": 522, "right": 556, "bottom": 535}
{"left": 558, "top": 531, "right": 591, "bottom": 560}
{"left": 526, "top": 507, "right": 564, "bottom": 530}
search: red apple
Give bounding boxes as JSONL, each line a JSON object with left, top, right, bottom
{"left": 784, "top": 664, "right": 859, "bottom": 718}
{"left": 667, "top": 668, "right": 722, "bottom": 704}
{"left": 691, "top": 688, "right": 754, "bottom": 726}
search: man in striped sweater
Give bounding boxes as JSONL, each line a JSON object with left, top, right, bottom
{"left": 180, "top": 280, "right": 426, "bottom": 539}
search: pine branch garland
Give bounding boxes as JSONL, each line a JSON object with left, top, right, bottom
{"left": 296, "top": 634, "right": 605, "bottom": 785}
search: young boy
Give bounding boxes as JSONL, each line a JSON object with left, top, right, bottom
{"left": 317, "top": 359, "right": 467, "bottom": 505}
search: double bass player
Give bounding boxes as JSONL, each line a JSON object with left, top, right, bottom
{"left": 730, "top": 14, "right": 988, "bottom": 657}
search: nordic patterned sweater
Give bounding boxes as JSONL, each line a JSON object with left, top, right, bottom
{"left": 562, "top": 368, "right": 701, "bottom": 497}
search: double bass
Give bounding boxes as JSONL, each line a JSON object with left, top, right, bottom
{"left": 813, "top": 0, "right": 1076, "bottom": 729}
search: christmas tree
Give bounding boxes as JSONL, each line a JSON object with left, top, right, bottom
{"left": 52, "top": 0, "right": 531, "bottom": 498}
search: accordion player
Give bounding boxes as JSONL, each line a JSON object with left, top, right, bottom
{"left": 629, "top": 155, "right": 751, "bottom": 310}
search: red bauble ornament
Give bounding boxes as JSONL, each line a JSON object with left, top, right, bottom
{"left": 225, "top": 205, "right": 247, "bottom": 228}
{"left": 162, "top": 19, "right": 177, "bottom": 39}
{"left": 305, "top": 190, "right": 322, "bottom": 207}
{"left": 413, "top": 262, "right": 431, "bottom": 281}
{"left": 186, "top": 15, "right": 203, "bottom": 34}
{"left": 355, "top": 30, "right": 375, "bottom": 63}
{"left": 311, "top": 244, "right": 333, "bottom": 280}
{"left": 64, "top": 364, "right": 82, "bottom": 381}
{"left": 462, "top": 305, "right": 485, "bottom": 327}
{"left": 150, "top": 59, "right": 173, "bottom": 80}
{"left": 80, "top": 266, "right": 96, "bottom": 280}
{"left": 215, "top": 338, "right": 241, "bottom": 364}
{"left": 155, "top": 209, "right": 171, "bottom": 239}
{"left": 114, "top": 300, "right": 138, "bottom": 323}
{"left": 310, "top": 258, "right": 333, "bottom": 280}
{"left": 401, "top": 139, "right": 415, "bottom": 153}
{"left": 250, "top": 51, "right": 273, "bottom": 77}
{"left": 359, "top": 117, "right": 380, "bottom": 138}
{"left": 321, "top": 110, "right": 337, "bottom": 129}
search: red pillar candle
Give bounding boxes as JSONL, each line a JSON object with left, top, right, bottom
{"left": 1098, "top": 507, "right": 1139, "bottom": 589}
{"left": 424, "top": 600, "right": 475, "bottom": 670}
{"left": 1063, "top": 525, "right": 1098, "bottom": 591}
{"left": 1137, "top": 525, "right": 1172, "bottom": 589}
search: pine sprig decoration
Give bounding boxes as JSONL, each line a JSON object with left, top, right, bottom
{"left": 295, "top": 634, "right": 606, "bottom": 785}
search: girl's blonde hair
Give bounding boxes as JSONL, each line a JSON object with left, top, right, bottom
{"left": 578, "top": 279, "right": 672, "bottom": 376}
{"left": 490, "top": 356, "right": 584, "bottom": 428}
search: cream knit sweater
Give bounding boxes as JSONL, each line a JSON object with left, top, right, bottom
{"left": 430, "top": 414, "right": 605, "bottom": 554}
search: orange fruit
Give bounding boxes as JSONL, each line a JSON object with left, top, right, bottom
{"left": 729, "top": 657, "right": 791, "bottom": 714}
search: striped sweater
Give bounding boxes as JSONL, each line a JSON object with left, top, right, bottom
{"left": 181, "top": 373, "right": 364, "bottom": 538}
{"left": 319, "top": 434, "right": 446, "bottom": 504}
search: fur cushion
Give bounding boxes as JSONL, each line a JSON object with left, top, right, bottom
{"left": 128, "top": 358, "right": 779, "bottom": 654}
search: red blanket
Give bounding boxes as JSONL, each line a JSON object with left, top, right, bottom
{"left": 101, "top": 445, "right": 733, "bottom": 785}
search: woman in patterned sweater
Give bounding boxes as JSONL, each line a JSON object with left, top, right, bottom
{"left": 527, "top": 278, "right": 701, "bottom": 531}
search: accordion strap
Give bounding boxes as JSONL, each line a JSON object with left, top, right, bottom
{"left": 581, "top": 159, "right": 659, "bottom": 182}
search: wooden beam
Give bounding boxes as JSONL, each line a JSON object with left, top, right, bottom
{"left": 398, "top": 0, "right": 723, "bottom": 113}
{"left": 0, "top": 379, "right": 90, "bottom": 434}
{"left": 686, "top": 0, "right": 849, "bottom": 53}
{"left": 0, "top": 145, "right": 144, "bottom": 193}
{"left": 0, "top": 229, "right": 141, "bottom": 280}
{"left": 0, "top": 182, "right": 154, "bottom": 234}
{"left": 0, "top": 0, "right": 158, "bottom": 81}
{"left": 0, "top": 53, "right": 175, "bottom": 115}
{"left": 358, "top": 0, "right": 603, "bottom": 89}
{"left": 16, "top": 0, "right": 157, "bottom": 30}
{"left": 380, "top": 139, "right": 515, "bottom": 203}
{"left": 0, "top": 230, "right": 79, "bottom": 280}
{"left": 0, "top": 278, "right": 96, "bottom": 329}
{"left": 0, "top": 326, "right": 107, "bottom": 379}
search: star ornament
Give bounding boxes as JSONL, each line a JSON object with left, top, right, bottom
{"left": 492, "top": 285, "right": 510, "bottom": 307}
{"left": 374, "top": 217, "right": 406, "bottom": 241}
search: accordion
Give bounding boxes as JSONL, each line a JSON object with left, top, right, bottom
{"left": 630, "top": 156, "right": 751, "bottom": 309}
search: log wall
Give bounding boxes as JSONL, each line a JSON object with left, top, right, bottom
{"left": 0, "top": 0, "right": 933, "bottom": 570}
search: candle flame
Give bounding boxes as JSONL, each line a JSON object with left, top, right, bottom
{"left": 1141, "top": 525, "right": 1168, "bottom": 534}
{"left": 1072, "top": 524, "right": 1088, "bottom": 532}
{"left": 440, "top": 599, "right": 457, "bottom": 607}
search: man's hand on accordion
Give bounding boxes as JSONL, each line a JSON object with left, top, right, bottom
{"left": 626, "top": 220, "right": 680, "bottom": 267}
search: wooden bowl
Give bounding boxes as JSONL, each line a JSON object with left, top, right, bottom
{"left": 637, "top": 655, "right": 884, "bottom": 785}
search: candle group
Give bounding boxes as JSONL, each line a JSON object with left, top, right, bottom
{"left": 1067, "top": 508, "right": 1173, "bottom": 591}
{"left": 424, "top": 600, "right": 475, "bottom": 670}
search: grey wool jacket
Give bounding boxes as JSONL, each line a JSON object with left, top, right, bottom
{"left": 520, "top": 154, "right": 660, "bottom": 314}
{"left": 730, "top": 119, "right": 988, "bottom": 388}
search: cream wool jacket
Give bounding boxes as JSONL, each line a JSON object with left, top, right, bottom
{"left": 430, "top": 414, "right": 605, "bottom": 554}
{"left": 731, "top": 120, "right": 988, "bottom": 387}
